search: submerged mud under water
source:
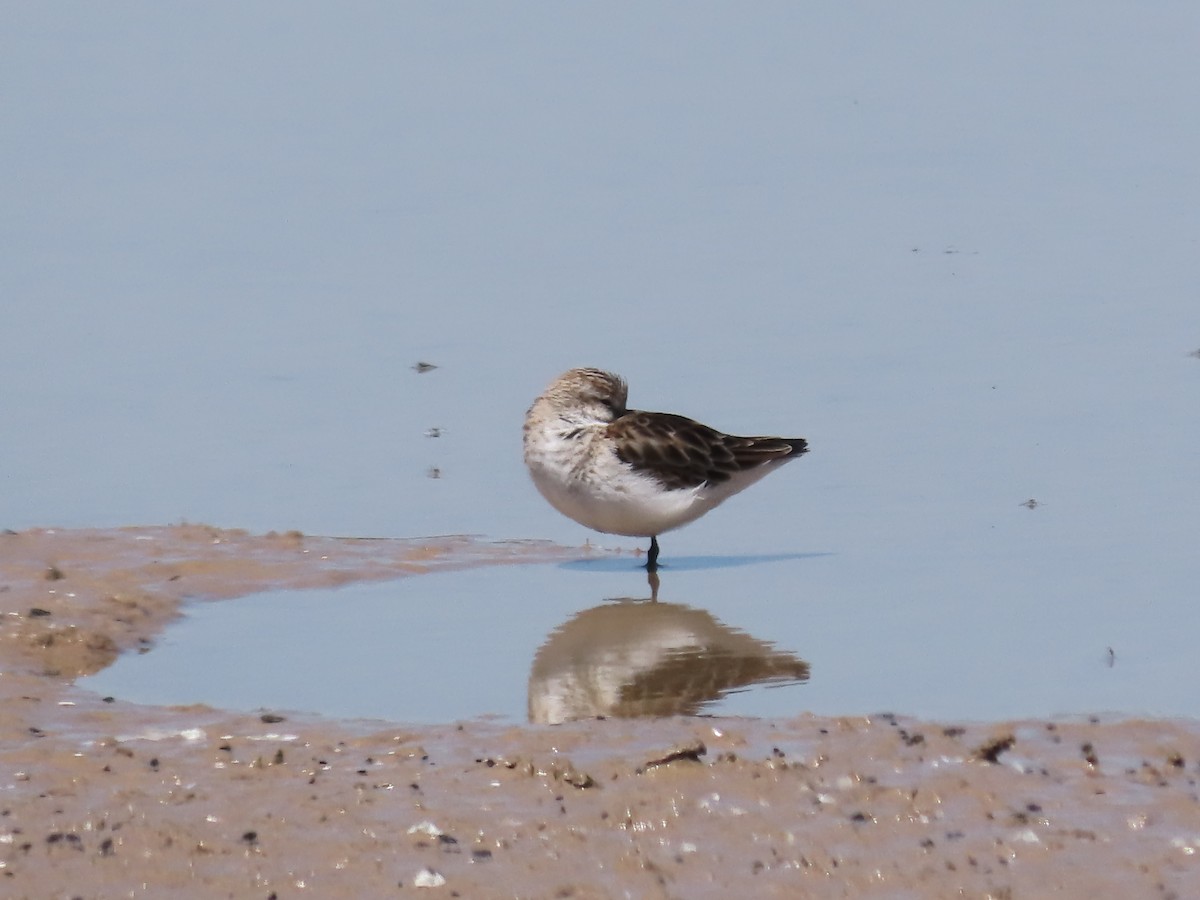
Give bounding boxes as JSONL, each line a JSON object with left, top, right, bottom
{"left": 1, "top": 526, "right": 1197, "bottom": 897}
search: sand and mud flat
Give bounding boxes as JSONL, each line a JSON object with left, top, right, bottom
{"left": 1, "top": 526, "right": 1196, "bottom": 897}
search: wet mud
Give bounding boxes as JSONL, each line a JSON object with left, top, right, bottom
{"left": 1, "top": 526, "right": 1196, "bottom": 897}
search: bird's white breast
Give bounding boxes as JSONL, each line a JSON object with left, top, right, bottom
{"left": 524, "top": 423, "right": 707, "bottom": 537}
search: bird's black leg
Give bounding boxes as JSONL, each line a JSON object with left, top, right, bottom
{"left": 645, "top": 535, "right": 660, "bottom": 572}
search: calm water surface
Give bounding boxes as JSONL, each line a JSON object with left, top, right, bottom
{"left": 10, "top": 4, "right": 1200, "bottom": 724}
{"left": 84, "top": 547, "right": 1197, "bottom": 724}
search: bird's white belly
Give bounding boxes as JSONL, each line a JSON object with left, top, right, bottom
{"left": 527, "top": 456, "right": 708, "bottom": 537}
{"left": 528, "top": 463, "right": 703, "bottom": 536}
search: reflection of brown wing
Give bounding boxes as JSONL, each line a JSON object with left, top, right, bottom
{"left": 528, "top": 600, "right": 809, "bottom": 724}
{"left": 614, "top": 648, "right": 810, "bottom": 718}
{"left": 606, "top": 411, "right": 807, "bottom": 490}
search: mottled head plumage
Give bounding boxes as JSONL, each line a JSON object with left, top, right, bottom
{"left": 529, "top": 367, "right": 628, "bottom": 426}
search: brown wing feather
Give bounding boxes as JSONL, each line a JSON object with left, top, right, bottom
{"left": 607, "top": 411, "right": 807, "bottom": 491}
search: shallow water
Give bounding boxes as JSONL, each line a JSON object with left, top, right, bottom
{"left": 84, "top": 546, "right": 1198, "bottom": 724}
{"left": 10, "top": 5, "right": 1200, "bottom": 724}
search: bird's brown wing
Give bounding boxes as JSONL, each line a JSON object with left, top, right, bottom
{"left": 606, "top": 411, "right": 807, "bottom": 491}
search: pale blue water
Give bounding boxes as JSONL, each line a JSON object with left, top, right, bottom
{"left": 85, "top": 548, "right": 1196, "bottom": 724}
{"left": 8, "top": 4, "right": 1200, "bottom": 723}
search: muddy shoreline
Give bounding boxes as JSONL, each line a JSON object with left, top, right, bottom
{"left": 1, "top": 526, "right": 1196, "bottom": 897}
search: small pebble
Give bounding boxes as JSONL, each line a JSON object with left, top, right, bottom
{"left": 413, "top": 867, "right": 445, "bottom": 888}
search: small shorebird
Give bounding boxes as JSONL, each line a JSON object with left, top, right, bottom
{"left": 523, "top": 368, "right": 808, "bottom": 570}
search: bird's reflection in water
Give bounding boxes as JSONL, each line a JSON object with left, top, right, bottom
{"left": 528, "top": 572, "right": 809, "bottom": 724}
